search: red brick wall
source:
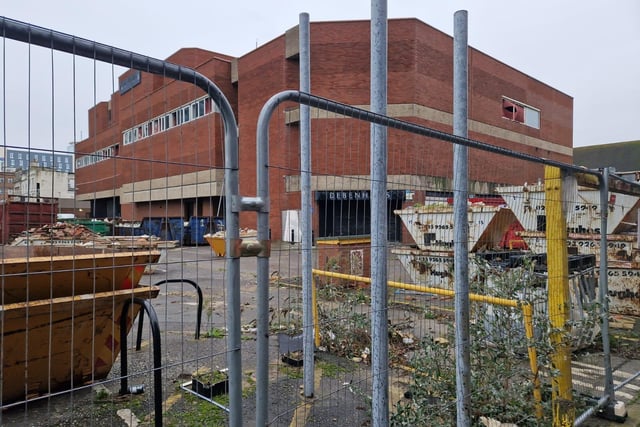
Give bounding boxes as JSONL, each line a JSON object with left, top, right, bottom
{"left": 76, "top": 19, "right": 573, "bottom": 241}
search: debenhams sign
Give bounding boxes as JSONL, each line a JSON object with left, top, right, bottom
{"left": 315, "top": 190, "right": 405, "bottom": 201}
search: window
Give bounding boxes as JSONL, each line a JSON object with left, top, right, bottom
{"left": 502, "top": 97, "right": 540, "bottom": 129}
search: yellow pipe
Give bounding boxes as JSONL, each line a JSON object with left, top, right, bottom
{"left": 311, "top": 276, "right": 321, "bottom": 347}
{"left": 521, "top": 302, "right": 543, "bottom": 419}
{"left": 311, "top": 267, "right": 544, "bottom": 417}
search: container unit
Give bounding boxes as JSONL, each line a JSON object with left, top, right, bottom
{"left": 392, "top": 202, "right": 523, "bottom": 290}
{"left": 140, "top": 217, "right": 183, "bottom": 242}
{"left": 189, "top": 216, "right": 214, "bottom": 245}
{"left": 392, "top": 248, "right": 455, "bottom": 289}
{"left": 58, "top": 218, "right": 112, "bottom": 235}
{"left": 393, "top": 203, "right": 520, "bottom": 253}
{"left": 1, "top": 286, "right": 159, "bottom": 404}
{"left": 0, "top": 198, "right": 59, "bottom": 244}
{"left": 113, "top": 220, "right": 145, "bottom": 237}
{"left": 496, "top": 183, "right": 640, "bottom": 235}
{"left": 0, "top": 248, "right": 161, "bottom": 303}
{"left": 518, "top": 231, "right": 636, "bottom": 264}
{"left": 0, "top": 246, "right": 161, "bottom": 404}
{"left": 205, "top": 229, "right": 258, "bottom": 257}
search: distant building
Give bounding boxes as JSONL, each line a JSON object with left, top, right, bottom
{"left": 2, "top": 147, "right": 73, "bottom": 173}
{"left": 573, "top": 140, "right": 640, "bottom": 180}
{"left": 0, "top": 170, "right": 16, "bottom": 200}
{"left": 11, "top": 162, "right": 89, "bottom": 217}
{"left": 75, "top": 18, "right": 573, "bottom": 240}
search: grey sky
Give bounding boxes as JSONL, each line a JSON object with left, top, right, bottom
{"left": 1, "top": 0, "right": 639, "bottom": 149}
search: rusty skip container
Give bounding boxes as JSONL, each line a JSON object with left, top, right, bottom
{"left": 0, "top": 198, "right": 59, "bottom": 244}
{"left": 0, "top": 246, "right": 161, "bottom": 404}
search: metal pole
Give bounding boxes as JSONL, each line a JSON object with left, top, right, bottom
{"left": 453, "top": 10, "right": 471, "bottom": 427}
{"left": 255, "top": 76, "right": 274, "bottom": 427}
{"left": 223, "top": 91, "right": 243, "bottom": 427}
{"left": 370, "top": 1, "right": 389, "bottom": 425}
{"left": 299, "top": 12, "right": 315, "bottom": 398}
{"left": 545, "top": 165, "right": 575, "bottom": 426}
{"left": 600, "top": 168, "right": 616, "bottom": 405}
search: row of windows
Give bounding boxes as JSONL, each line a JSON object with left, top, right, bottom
{"left": 5, "top": 150, "right": 74, "bottom": 172}
{"left": 8, "top": 151, "right": 71, "bottom": 163}
{"left": 122, "top": 95, "right": 218, "bottom": 145}
{"left": 76, "top": 144, "right": 119, "bottom": 169}
{"left": 6, "top": 158, "right": 73, "bottom": 171}
{"left": 0, "top": 177, "right": 14, "bottom": 184}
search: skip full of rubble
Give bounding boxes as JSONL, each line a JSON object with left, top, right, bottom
{"left": 204, "top": 227, "right": 257, "bottom": 239}
{"left": 9, "top": 222, "right": 178, "bottom": 249}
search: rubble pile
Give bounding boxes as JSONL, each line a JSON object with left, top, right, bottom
{"left": 9, "top": 222, "right": 176, "bottom": 249}
{"left": 10, "top": 222, "right": 111, "bottom": 246}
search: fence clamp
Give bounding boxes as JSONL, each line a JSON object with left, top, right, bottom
{"left": 231, "top": 196, "right": 269, "bottom": 213}
{"left": 228, "top": 238, "right": 271, "bottom": 258}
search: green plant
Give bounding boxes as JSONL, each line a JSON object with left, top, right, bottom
{"left": 203, "top": 327, "right": 226, "bottom": 339}
{"left": 391, "top": 257, "right": 599, "bottom": 426}
{"left": 269, "top": 295, "right": 304, "bottom": 335}
{"left": 193, "top": 370, "right": 227, "bottom": 385}
{"left": 279, "top": 365, "right": 304, "bottom": 379}
{"left": 317, "top": 360, "right": 348, "bottom": 378}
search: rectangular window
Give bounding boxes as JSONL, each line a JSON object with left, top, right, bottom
{"left": 194, "top": 99, "right": 205, "bottom": 118}
{"left": 502, "top": 97, "right": 540, "bottom": 129}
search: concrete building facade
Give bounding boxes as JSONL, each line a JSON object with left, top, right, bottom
{"left": 75, "top": 18, "right": 573, "bottom": 241}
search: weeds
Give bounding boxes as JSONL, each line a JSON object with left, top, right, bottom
{"left": 391, "top": 257, "right": 600, "bottom": 426}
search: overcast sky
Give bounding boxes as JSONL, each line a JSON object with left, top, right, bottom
{"left": 1, "top": 0, "right": 639, "bottom": 149}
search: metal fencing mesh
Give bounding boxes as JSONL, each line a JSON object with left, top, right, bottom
{"left": 1, "top": 15, "right": 640, "bottom": 427}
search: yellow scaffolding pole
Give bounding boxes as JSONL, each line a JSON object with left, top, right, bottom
{"left": 311, "top": 268, "right": 543, "bottom": 417}
{"left": 545, "top": 165, "right": 575, "bottom": 426}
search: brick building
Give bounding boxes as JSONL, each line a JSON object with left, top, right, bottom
{"left": 75, "top": 18, "right": 573, "bottom": 241}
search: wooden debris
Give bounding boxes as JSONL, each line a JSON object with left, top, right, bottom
{"left": 8, "top": 222, "right": 177, "bottom": 250}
